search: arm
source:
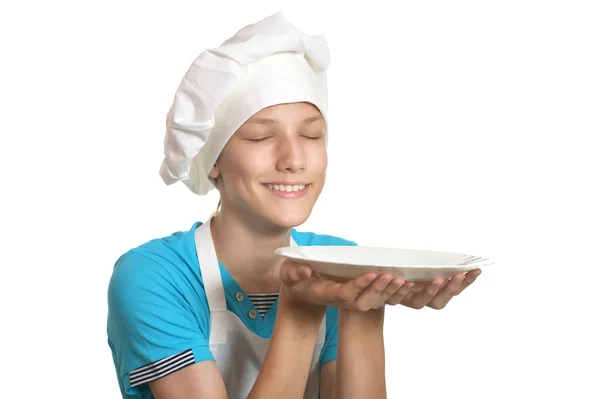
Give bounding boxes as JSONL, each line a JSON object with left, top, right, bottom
{"left": 332, "top": 307, "right": 387, "bottom": 399}
{"left": 149, "top": 361, "right": 228, "bottom": 399}
{"left": 150, "top": 288, "right": 326, "bottom": 399}
{"left": 319, "top": 309, "right": 386, "bottom": 399}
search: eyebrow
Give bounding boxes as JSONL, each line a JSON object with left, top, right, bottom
{"left": 247, "top": 115, "right": 324, "bottom": 125}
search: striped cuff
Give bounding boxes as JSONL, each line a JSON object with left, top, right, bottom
{"left": 129, "top": 349, "right": 195, "bottom": 387}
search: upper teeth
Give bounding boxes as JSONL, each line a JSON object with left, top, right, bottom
{"left": 267, "top": 184, "right": 306, "bottom": 192}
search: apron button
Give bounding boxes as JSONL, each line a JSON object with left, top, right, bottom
{"left": 248, "top": 309, "right": 258, "bottom": 319}
{"left": 235, "top": 292, "right": 244, "bottom": 302}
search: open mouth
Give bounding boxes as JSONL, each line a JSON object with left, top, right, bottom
{"left": 265, "top": 183, "right": 308, "bottom": 192}
{"left": 262, "top": 183, "right": 311, "bottom": 198}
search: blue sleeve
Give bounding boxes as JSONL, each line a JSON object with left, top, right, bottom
{"left": 107, "top": 250, "right": 213, "bottom": 395}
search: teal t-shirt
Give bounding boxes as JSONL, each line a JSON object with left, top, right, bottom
{"left": 107, "top": 221, "right": 356, "bottom": 398}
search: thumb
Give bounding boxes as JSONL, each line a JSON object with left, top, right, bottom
{"left": 280, "top": 260, "right": 313, "bottom": 287}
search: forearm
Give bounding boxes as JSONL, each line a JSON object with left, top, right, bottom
{"left": 247, "top": 291, "right": 325, "bottom": 399}
{"left": 333, "top": 307, "right": 387, "bottom": 399}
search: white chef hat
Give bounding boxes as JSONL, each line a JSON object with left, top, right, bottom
{"left": 158, "top": 12, "right": 331, "bottom": 195}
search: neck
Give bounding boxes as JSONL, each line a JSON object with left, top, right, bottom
{"left": 210, "top": 208, "right": 292, "bottom": 294}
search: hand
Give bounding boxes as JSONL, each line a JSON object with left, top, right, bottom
{"left": 390, "top": 269, "right": 482, "bottom": 310}
{"left": 280, "top": 260, "right": 413, "bottom": 312}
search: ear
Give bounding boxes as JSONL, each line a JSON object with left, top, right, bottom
{"left": 209, "top": 164, "right": 220, "bottom": 179}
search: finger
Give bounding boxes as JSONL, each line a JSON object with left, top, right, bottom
{"left": 398, "top": 291, "right": 415, "bottom": 305}
{"left": 428, "top": 273, "right": 465, "bottom": 309}
{"left": 386, "top": 280, "right": 413, "bottom": 305}
{"left": 409, "top": 281, "right": 429, "bottom": 292}
{"left": 373, "top": 277, "right": 406, "bottom": 308}
{"left": 317, "top": 272, "right": 351, "bottom": 284}
{"left": 438, "top": 279, "right": 450, "bottom": 290}
{"left": 308, "top": 272, "right": 377, "bottom": 305}
{"left": 461, "top": 269, "right": 481, "bottom": 289}
{"left": 451, "top": 269, "right": 481, "bottom": 296}
{"left": 303, "top": 278, "right": 342, "bottom": 305}
{"left": 280, "top": 261, "right": 313, "bottom": 286}
{"left": 354, "top": 274, "right": 395, "bottom": 311}
{"left": 385, "top": 278, "right": 406, "bottom": 296}
{"left": 338, "top": 272, "right": 379, "bottom": 302}
{"left": 406, "top": 277, "right": 445, "bottom": 309}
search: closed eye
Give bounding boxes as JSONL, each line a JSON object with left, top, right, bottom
{"left": 247, "top": 137, "right": 271, "bottom": 142}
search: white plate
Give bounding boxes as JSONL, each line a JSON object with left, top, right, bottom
{"left": 274, "top": 246, "right": 494, "bottom": 281}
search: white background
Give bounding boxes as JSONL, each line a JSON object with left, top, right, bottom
{"left": 1, "top": 1, "right": 599, "bottom": 397}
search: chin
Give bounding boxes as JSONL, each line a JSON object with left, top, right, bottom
{"left": 264, "top": 205, "right": 312, "bottom": 229}
{"left": 252, "top": 185, "right": 320, "bottom": 229}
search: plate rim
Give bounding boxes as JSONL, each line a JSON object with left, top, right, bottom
{"left": 274, "top": 246, "right": 494, "bottom": 269}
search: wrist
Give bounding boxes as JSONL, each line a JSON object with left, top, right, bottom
{"left": 339, "top": 306, "right": 385, "bottom": 329}
{"left": 279, "top": 285, "right": 327, "bottom": 323}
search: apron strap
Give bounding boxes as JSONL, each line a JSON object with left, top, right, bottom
{"left": 195, "top": 218, "right": 227, "bottom": 313}
{"left": 195, "top": 217, "right": 228, "bottom": 350}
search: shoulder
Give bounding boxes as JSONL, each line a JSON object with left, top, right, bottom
{"left": 113, "top": 222, "right": 201, "bottom": 270}
{"left": 291, "top": 230, "right": 358, "bottom": 247}
{"left": 108, "top": 222, "right": 203, "bottom": 304}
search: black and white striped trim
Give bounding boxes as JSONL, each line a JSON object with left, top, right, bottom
{"left": 247, "top": 293, "right": 279, "bottom": 317}
{"left": 129, "top": 349, "right": 194, "bottom": 387}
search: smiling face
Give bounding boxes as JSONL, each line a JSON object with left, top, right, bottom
{"left": 210, "top": 102, "right": 327, "bottom": 230}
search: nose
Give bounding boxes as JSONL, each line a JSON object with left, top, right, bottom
{"left": 275, "top": 136, "right": 306, "bottom": 173}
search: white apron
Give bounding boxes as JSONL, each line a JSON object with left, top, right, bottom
{"left": 194, "top": 216, "right": 326, "bottom": 399}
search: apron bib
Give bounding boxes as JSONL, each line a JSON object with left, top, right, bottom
{"left": 194, "top": 216, "right": 326, "bottom": 399}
